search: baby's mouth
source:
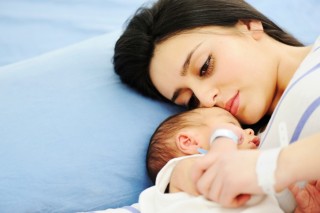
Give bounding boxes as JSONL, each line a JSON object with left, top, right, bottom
{"left": 251, "top": 136, "right": 260, "bottom": 147}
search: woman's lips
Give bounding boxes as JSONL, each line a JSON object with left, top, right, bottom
{"left": 226, "top": 91, "right": 239, "bottom": 116}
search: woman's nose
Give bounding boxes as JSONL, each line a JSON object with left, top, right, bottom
{"left": 195, "top": 88, "right": 219, "bottom": 108}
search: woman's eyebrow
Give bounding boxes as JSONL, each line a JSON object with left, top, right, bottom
{"left": 181, "top": 42, "right": 203, "bottom": 76}
{"left": 171, "top": 42, "right": 203, "bottom": 102}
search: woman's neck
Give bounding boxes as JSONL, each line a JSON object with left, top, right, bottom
{"left": 268, "top": 42, "right": 312, "bottom": 114}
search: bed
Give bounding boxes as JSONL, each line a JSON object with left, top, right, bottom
{"left": 0, "top": 0, "right": 319, "bottom": 212}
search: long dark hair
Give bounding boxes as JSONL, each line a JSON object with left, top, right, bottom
{"left": 113, "top": 0, "right": 303, "bottom": 102}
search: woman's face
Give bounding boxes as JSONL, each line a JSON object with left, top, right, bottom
{"left": 150, "top": 23, "right": 278, "bottom": 124}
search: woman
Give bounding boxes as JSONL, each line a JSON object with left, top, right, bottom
{"left": 113, "top": 0, "right": 320, "bottom": 211}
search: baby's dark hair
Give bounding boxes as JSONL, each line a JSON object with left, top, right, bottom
{"left": 146, "top": 110, "right": 204, "bottom": 183}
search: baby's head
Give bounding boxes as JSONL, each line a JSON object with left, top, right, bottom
{"left": 146, "top": 107, "right": 260, "bottom": 183}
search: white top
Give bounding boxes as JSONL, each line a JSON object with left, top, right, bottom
{"left": 260, "top": 36, "right": 320, "bottom": 149}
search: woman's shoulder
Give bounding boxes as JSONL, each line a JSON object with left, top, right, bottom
{"left": 314, "top": 36, "right": 320, "bottom": 47}
{"left": 310, "top": 36, "right": 320, "bottom": 52}
{"left": 260, "top": 36, "right": 320, "bottom": 149}
{"left": 293, "top": 36, "right": 320, "bottom": 78}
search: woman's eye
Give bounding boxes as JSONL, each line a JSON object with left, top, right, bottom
{"left": 187, "top": 94, "right": 199, "bottom": 109}
{"left": 200, "top": 55, "right": 213, "bottom": 77}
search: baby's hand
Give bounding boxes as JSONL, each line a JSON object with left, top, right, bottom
{"left": 289, "top": 180, "right": 320, "bottom": 213}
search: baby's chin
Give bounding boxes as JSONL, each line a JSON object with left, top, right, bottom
{"left": 239, "top": 142, "right": 258, "bottom": 150}
{"left": 250, "top": 143, "right": 258, "bottom": 149}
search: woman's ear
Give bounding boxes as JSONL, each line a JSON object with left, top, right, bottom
{"left": 175, "top": 132, "right": 200, "bottom": 155}
{"left": 237, "top": 19, "right": 264, "bottom": 40}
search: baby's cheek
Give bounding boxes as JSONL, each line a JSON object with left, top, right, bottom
{"left": 238, "top": 143, "right": 251, "bottom": 150}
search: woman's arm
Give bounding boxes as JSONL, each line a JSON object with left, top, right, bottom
{"left": 192, "top": 133, "right": 320, "bottom": 207}
{"left": 276, "top": 133, "right": 320, "bottom": 190}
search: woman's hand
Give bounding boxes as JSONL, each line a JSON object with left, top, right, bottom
{"left": 290, "top": 180, "right": 320, "bottom": 213}
{"left": 192, "top": 143, "right": 262, "bottom": 207}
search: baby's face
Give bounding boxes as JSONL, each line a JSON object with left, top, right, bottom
{"left": 192, "top": 108, "right": 260, "bottom": 150}
{"left": 237, "top": 129, "right": 260, "bottom": 149}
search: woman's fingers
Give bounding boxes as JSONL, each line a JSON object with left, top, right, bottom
{"left": 198, "top": 161, "right": 221, "bottom": 201}
{"left": 193, "top": 148, "right": 262, "bottom": 207}
{"left": 192, "top": 153, "right": 216, "bottom": 185}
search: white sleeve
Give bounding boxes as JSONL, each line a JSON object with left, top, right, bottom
{"left": 275, "top": 189, "right": 296, "bottom": 213}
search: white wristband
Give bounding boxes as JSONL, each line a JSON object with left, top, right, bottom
{"left": 256, "top": 147, "right": 282, "bottom": 194}
{"left": 210, "top": 129, "right": 239, "bottom": 145}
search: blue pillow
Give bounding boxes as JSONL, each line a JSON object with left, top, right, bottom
{"left": 247, "top": 0, "right": 320, "bottom": 45}
{"left": 0, "top": 30, "right": 182, "bottom": 212}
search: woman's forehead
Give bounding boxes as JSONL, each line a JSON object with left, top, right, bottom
{"left": 150, "top": 31, "right": 209, "bottom": 97}
{"left": 150, "top": 35, "right": 193, "bottom": 99}
{"left": 153, "top": 33, "right": 197, "bottom": 57}
{"left": 151, "top": 25, "right": 235, "bottom": 67}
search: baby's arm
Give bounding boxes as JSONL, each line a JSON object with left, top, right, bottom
{"left": 289, "top": 180, "right": 320, "bottom": 213}
{"left": 169, "top": 156, "right": 200, "bottom": 195}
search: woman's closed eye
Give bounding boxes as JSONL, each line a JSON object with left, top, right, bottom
{"left": 200, "top": 54, "right": 214, "bottom": 77}
{"left": 186, "top": 54, "right": 215, "bottom": 109}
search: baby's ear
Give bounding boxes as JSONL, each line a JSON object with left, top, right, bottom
{"left": 175, "top": 132, "right": 200, "bottom": 155}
